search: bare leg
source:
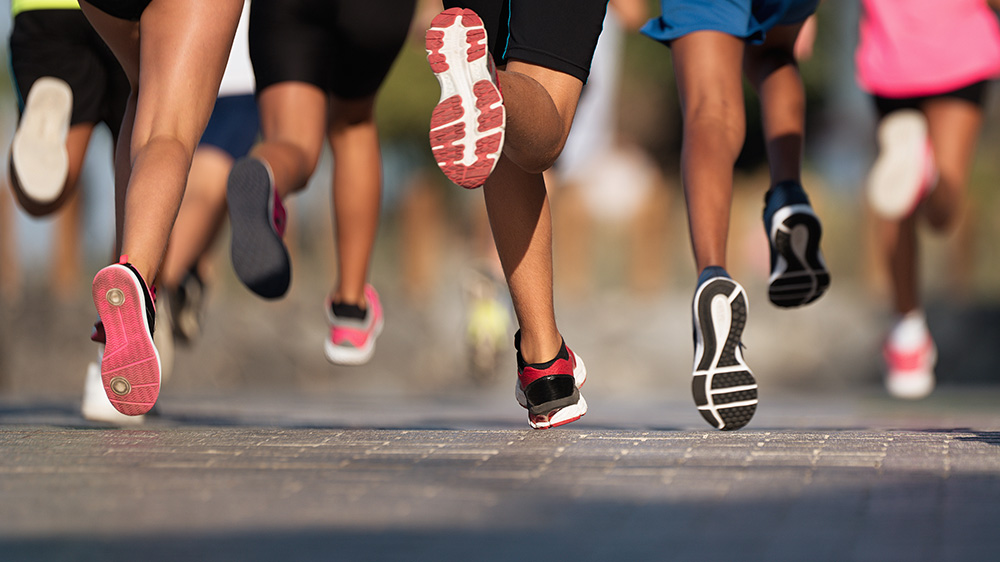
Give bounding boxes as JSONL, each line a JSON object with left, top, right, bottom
{"left": 671, "top": 31, "right": 746, "bottom": 272}
{"left": 252, "top": 82, "right": 327, "bottom": 199}
{"left": 328, "top": 95, "right": 381, "bottom": 307}
{"left": 80, "top": 0, "right": 242, "bottom": 282}
{"left": 744, "top": 22, "right": 807, "bottom": 186}
{"left": 158, "top": 146, "right": 232, "bottom": 288}
{"left": 921, "top": 98, "right": 982, "bottom": 231}
{"left": 483, "top": 63, "right": 584, "bottom": 364}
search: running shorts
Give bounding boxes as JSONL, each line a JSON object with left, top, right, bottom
{"left": 444, "top": 0, "right": 609, "bottom": 83}
{"left": 249, "top": 0, "right": 416, "bottom": 99}
{"left": 874, "top": 80, "right": 990, "bottom": 118}
{"left": 199, "top": 94, "right": 260, "bottom": 159}
{"left": 84, "top": 0, "right": 151, "bottom": 21}
{"left": 643, "top": 0, "right": 820, "bottom": 45}
{"left": 9, "top": 9, "right": 129, "bottom": 131}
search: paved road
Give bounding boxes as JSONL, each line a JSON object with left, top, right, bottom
{"left": 2, "top": 387, "right": 999, "bottom": 562}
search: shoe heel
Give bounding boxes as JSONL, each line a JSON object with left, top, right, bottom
{"left": 523, "top": 374, "right": 580, "bottom": 417}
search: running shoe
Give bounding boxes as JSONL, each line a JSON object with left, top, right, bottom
{"left": 513, "top": 331, "right": 587, "bottom": 430}
{"left": 691, "top": 268, "right": 757, "bottom": 431}
{"left": 867, "top": 109, "right": 936, "bottom": 220}
{"left": 167, "top": 268, "right": 206, "bottom": 344}
{"left": 883, "top": 312, "right": 936, "bottom": 400}
{"left": 227, "top": 157, "right": 291, "bottom": 299}
{"left": 426, "top": 7, "right": 505, "bottom": 189}
{"left": 763, "top": 181, "right": 831, "bottom": 308}
{"left": 324, "top": 285, "right": 384, "bottom": 366}
{"left": 91, "top": 257, "right": 160, "bottom": 416}
{"left": 10, "top": 77, "right": 72, "bottom": 205}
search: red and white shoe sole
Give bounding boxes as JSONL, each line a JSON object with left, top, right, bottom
{"left": 426, "top": 8, "right": 505, "bottom": 189}
{"left": 92, "top": 265, "right": 161, "bottom": 416}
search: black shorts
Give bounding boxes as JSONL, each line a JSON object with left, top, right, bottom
{"left": 83, "top": 0, "right": 151, "bottom": 21}
{"left": 444, "top": 0, "right": 609, "bottom": 83}
{"left": 249, "top": 0, "right": 416, "bottom": 99}
{"left": 874, "top": 80, "right": 990, "bottom": 118}
{"left": 9, "top": 9, "right": 129, "bottom": 132}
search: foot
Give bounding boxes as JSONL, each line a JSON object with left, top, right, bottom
{"left": 227, "top": 157, "right": 291, "bottom": 299}
{"left": 513, "top": 331, "right": 587, "bottom": 429}
{"left": 763, "top": 181, "right": 831, "bottom": 308}
{"left": 10, "top": 77, "right": 72, "bottom": 205}
{"left": 324, "top": 285, "right": 385, "bottom": 366}
{"left": 426, "top": 7, "right": 505, "bottom": 189}
{"left": 91, "top": 257, "right": 160, "bottom": 416}
{"left": 884, "top": 311, "right": 936, "bottom": 399}
{"left": 867, "top": 109, "right": 936, "bottom": 219}
{"left": 692, "top": 268, "right": 757, "bottom": 431}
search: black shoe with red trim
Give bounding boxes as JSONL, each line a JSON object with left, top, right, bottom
{"left": 513, "top": 331, "right": 587, "bottom": 429}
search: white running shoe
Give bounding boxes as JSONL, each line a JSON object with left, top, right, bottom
{"left": 426, "top": 7, "right": 505, "bottom": 189}
{"left": 867, "top": 109, "right": 936, "bottom": 219}
{"left": 81, "top": 347, "right": 145, "bottom": 425}
{"left": 10, "top": 76, "right": 72, "bottom": 205}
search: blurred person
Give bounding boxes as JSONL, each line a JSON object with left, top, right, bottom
{"left": 855, "top": 0, "right": 1000, "bottom": 399}
{"left": 80, "top": 0, "right": 243, "bottom": 416}
{"left": 6, "top": 0, "right": 130, "bottom": 298}
{"left": 225, "top": 0, "right": 416, "bottom": 365}
{"left": 425, "top": 2, "right": 607, "bottom": 428}
{"left": 642, "top": 0, "right": 830, "bottom": 430}
{"left": 547, "top": 0, "right": 671, "bottom": 298}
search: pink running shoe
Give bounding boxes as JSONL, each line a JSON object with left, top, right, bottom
{"left": 324, "top": 285, "right": 385, "bottom": 366}
{"left": 426, "top": 7, "right": 505, "bottom": 189}
{"left": 91, "top": 257, "right": 160, "bottom": 416}
{"left": 513, "top": 332, "right": 587, "bottom": 430}
{"left": 884, "top": 330, "right": 937, "bottom": 400}
{"left": 227, "top": 157, "right": 291, "bottom": 299}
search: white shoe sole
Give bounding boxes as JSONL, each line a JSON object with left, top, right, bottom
{"left": 867, "top": 109, "right": 931, "bottom": 219}
{"left": 11, "top": 77, "right": 72, "bottom": 204}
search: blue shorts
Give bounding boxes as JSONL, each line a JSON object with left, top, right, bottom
{"left": 642, "top": 0, "right": 819, "bottom": 45}
{"left": 199, "top": 94, "right": 259, "bottom": 160}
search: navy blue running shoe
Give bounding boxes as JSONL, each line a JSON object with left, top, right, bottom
{"left": 762, "top": 181, "right": 830, "bottom": 307}
{"left": 692, "top": 267, "right": 757, "bottom": 431}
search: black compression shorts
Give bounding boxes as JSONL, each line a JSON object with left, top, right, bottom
{"left": 874, "top": 81, "right": 990, "bottom": 118}
{"left": 9, "top": 9, "right": 129, "bottom": 133}
{"left": 83, "top": 0, "right": 151, "bottom": 21}
{"left": 249, "top": 0, "right": 416, "bottom": 99}
{"left": 443, "top": 0, "right": 609, "bottom": 83}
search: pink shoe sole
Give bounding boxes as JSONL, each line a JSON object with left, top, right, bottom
{"left": 426, "top": 8, "right": 505, "bottom": 189}
{"left": 92, "top": 265, "right": 161, "bottom": 416}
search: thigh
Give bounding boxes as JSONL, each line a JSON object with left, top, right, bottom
{"left": 505, "top": 0, "right": 608, "bottom": 83}
{"left": 922, "top": 97, "right": 984, "bottom": 186}
{"left": 257, "top": 82, "right": 328, "bottom": 163}
{"left": 131, "top": 0, "right": 244, "bottom": 154}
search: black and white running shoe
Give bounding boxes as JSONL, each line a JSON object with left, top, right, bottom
{"left": 691, "top": 268, "right": 757, "bottom": 431}
{"left": 763, "top": 181, "right": 830, "bottom": 308}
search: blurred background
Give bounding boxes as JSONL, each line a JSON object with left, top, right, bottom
{"left": 2, "top": 1, "right": 999, "bottom": 408}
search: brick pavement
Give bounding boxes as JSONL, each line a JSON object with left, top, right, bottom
{"left": 1, "top": 390, "right": 999, "bottom": 562}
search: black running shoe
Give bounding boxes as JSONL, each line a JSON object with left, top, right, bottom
{"left": 513, "top": 331, "right": 587, "bottom": 429}
{"left": 763, "top": 181, "right": 830, "bottom": 308}
{"left": 227, "top": 157, "right": 291, "bottom": 299}
{"left": 691, "top": 268, "right": 757, "bottom": 430}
